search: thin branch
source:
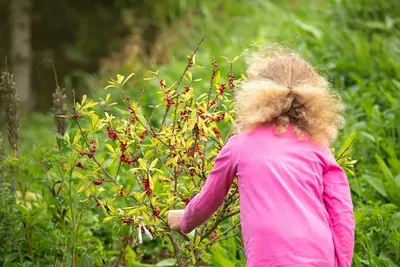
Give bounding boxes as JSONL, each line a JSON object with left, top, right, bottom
{"left": 75, "top": 119, "right": 114, "bottom": 181}
{"left": 160, "top": 36, "right": 205, "bottom": 128}
{"left": 37, "top": 59, "right": 60, "bottom": 89}
{"left": 207, "top": 222, "right": 241, "bottom": 246}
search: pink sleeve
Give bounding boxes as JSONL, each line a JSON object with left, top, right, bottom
{"left": 323, "top": 149, "right": 355, "bottom": 267}
{"left": 180, "top": 138, "right": 237, "bottom": 233}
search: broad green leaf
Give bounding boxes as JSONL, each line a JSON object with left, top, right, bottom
{"left": 362, "top": 175, "right": 388, "bottom": 198}
{"left": 156, "top": 259, "right": 177, "bottom": 267}
{"left": 375, "top": 154, "right": 394, "bottom": 180}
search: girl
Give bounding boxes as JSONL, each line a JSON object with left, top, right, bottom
{"left": 167, "top": 47, "right": 355, "bottom": 267}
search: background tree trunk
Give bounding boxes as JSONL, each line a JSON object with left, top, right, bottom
{"left": 10, "top": 0, "right": 33, "bottom": 111}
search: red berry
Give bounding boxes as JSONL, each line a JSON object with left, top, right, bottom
{"left": 213, "top": 128, "right": 221, "bottom": 139}
{"left": 209, "top": 230, "right": 218, "bottom": 240}
{"left": 76, "top": 162, "right": 84, "bottom": 169}
{"left": 120, "top": 154, "right": 133, "bottom": 164}
{"left": 122, "top": 218, "right": 132, "bottom": 224}
{"left": 93, "top": 180, "right": 103, "bottom": 185}
{"left": 120, "top": 141, "right": 128, "bottom": 152}
{"left": 71, "top": 113, "right": 79, "bottom": 119}
{"left": 182, "top": 198, "right": 191, "bottom": 206}
{"left": 96, "top": 201, "right": 101, "bottom": 207}
{"left": 107, "top": 127, "right": 118, "bottom": 140}
{"left": 152, "top": 209, "right": 160, "bottom": 218}
{"left": 160, "top": 79, "right": 166, "bottom": 88}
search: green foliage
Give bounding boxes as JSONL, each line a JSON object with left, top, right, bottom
{"left": 354, "top": 203, "right": 400, "bottom": 266}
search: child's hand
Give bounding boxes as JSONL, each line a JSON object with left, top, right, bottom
{"left": 167, "top": 210, "right": 184, "bottom": 230}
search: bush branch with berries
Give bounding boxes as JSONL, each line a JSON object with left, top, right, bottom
{"left": 64, "top": 39, "right": 244, "bottom": 266}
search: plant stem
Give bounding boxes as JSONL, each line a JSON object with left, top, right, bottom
{"left": 72, "top": 201, "right": 88, "bottom": 266}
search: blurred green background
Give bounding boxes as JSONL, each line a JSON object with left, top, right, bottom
{"left": 1, "top": 0, "right": 400, "bottom": 266}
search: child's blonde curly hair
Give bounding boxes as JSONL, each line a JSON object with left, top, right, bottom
{"left": 234, "top": 46, "right": 345, "bottom": 145}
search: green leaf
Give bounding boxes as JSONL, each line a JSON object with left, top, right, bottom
{"left": 105, "top": 84, "right": 118, "bottom": 90}
{"left": 195, "top": 236, "right": 201, "bottom": 246}
{"left": 103, "top": 216, "right": 115, "bottom": 223}
{"left": 211, "top": 245, "right": 235, "bottom": 267}
{"left": 81, "top": 94, "right": 87, "bottom": 105}
{"left": 375, "top": 154, "right": 394, "bottom": 180}
{"left": 106, "top": 144, "right": 114, "bottom": 153}
{"left": 78, "top": 183, "right": 88, "bottom": 193}
{"left": 395, "top": 174, "right": 400, "bottom": 187}
{"left": 186, "top": 71, "right": 193, "bottom": 82}
{"left": 121, "top": 72, "right": 135, "bottom": 86}
{"left": 150, "top": 159, "right": 158, "bottom": 169}
{"left": 138, "top": 158, "right": 147, "bottom": 170}
{"left": 362, "top": 175, "right": 388, "bottom": 198}
{"left": 215, "top": 71, "right": 221, "bottom": 84}
{"left": 117, "top": 74, "right": 124, "bottom": 84}
{"left": 156, "top": 259, "right": 177, "bottom": 266}
{"left": 83, "top": 101, "right": 98, "bottom": 109}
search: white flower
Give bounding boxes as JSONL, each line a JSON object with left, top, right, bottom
{"left": 138, "top": 224, "right": 143, "bottom": 244}
{"left": 142, "top": 224, "right": 153, "bottom": 240}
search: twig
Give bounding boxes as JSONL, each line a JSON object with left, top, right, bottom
{"left": 72, "top": 201, "right": 89, "bottom": 266}
{"left": 160, "top": 36, "right": 205, "bottom": 128}
{"left": 74, "top": 119, "right": 114, "bottom": 181}
{"left": 207, "top": 222, "right": 241, "bottom": 246}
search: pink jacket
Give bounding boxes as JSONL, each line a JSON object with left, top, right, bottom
{"left": 180, "top": 125, "right": 355, "bottom": 267}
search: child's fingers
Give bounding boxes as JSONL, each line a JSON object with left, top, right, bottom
{"left": 167, "top": 210, "right": 184, "bottom": 230}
